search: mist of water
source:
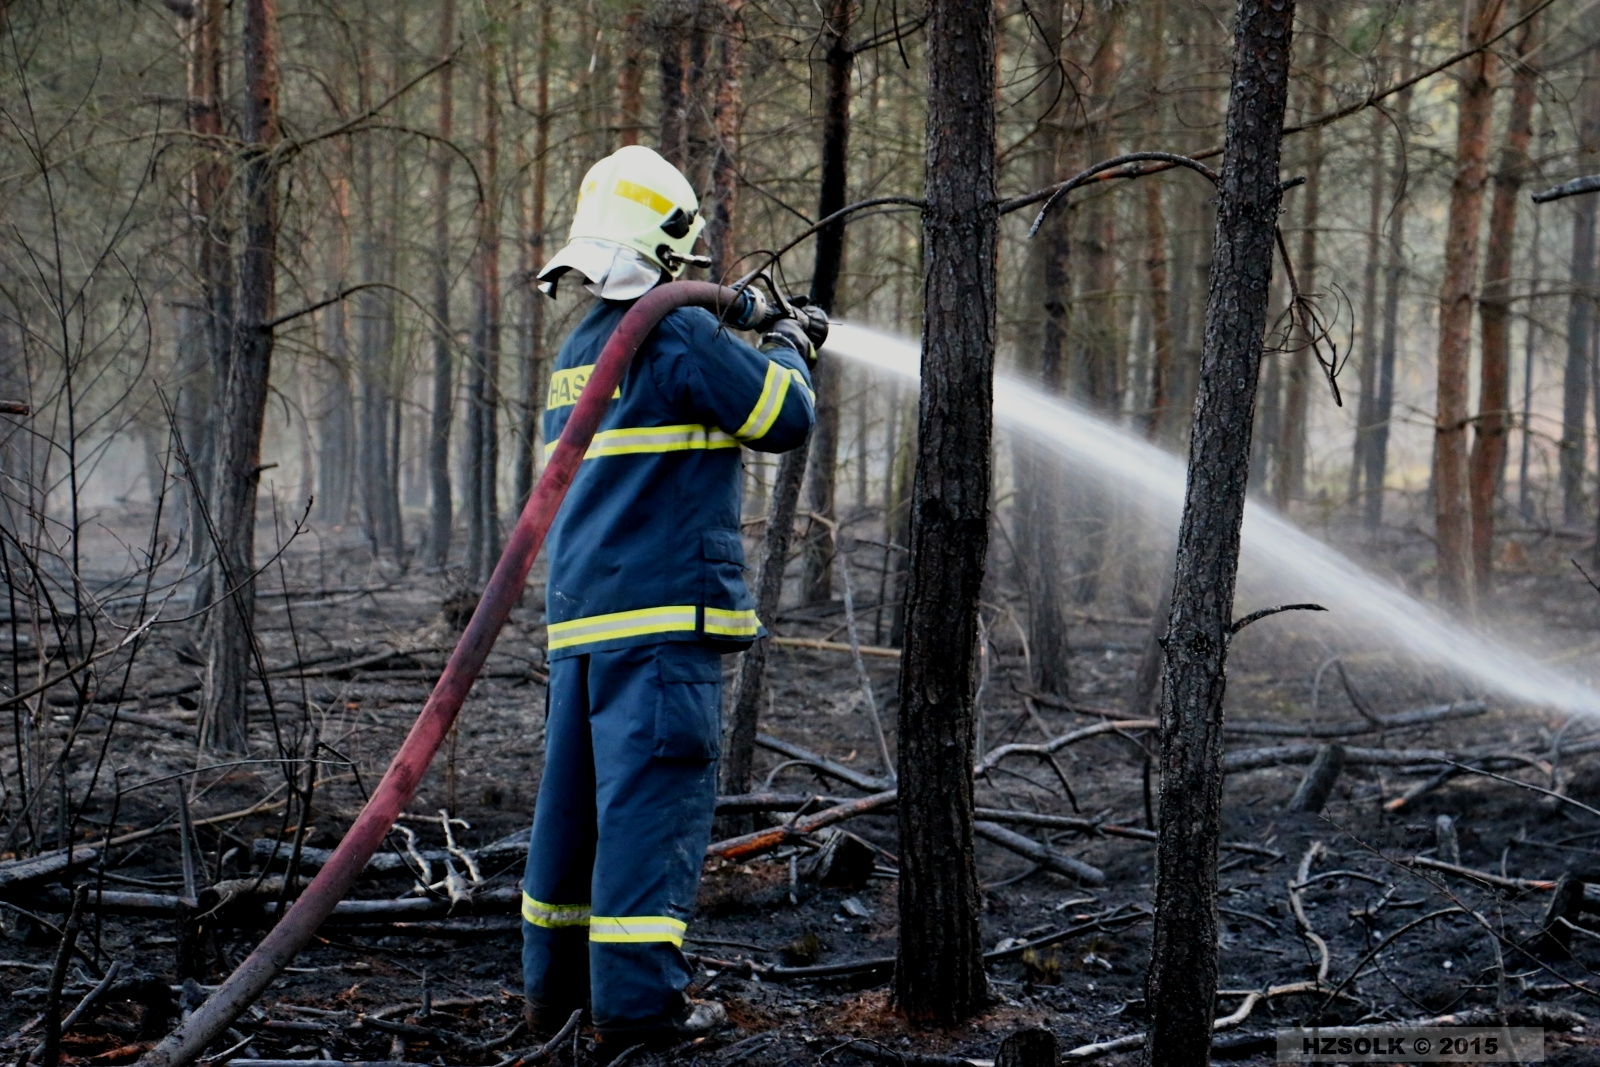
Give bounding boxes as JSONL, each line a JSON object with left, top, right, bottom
{"left": 822, "top": 322, "right": 1600, "bottom": 718}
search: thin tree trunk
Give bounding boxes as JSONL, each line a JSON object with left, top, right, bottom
{"left": 617, "top": 3, "right": 644, "bottom": 147}
{"left": 426, "top": 0, "right": 456, "bottom": 568}
{"left": 1348, "top": 97, "right": 1385, "bottom": 505}
{"left": 799, "top": 0, "right": 855, "bottom": 607}
{"left": 1471, "top": 0, "right": 1539, "bottom": 593}
{"left": 317, "top": 171, "right": 356, "bottom": 527}
{"left": 705, "top": 0, "right": 744, "bottom": 281}
{"left": 1145, "top": 1, "right": 1294, "bottom": 1062}
{"left": 1433, "top": 0, "right": 1502, "bottom": 608}
{"left": 1142, "top": 0, "right": 1175, "bottom": 443}
{"left": 467, "top": 32, "right": 503, "bottom": 584}
{"left": 657, "top": 6, "right": 689, "bottom": 168}
{"left": 1015, "top": 0, "right": 1071, "bottom": 695}
{"left": 186, "top": 0, "right": 231, "bottom": 601}
{"left": 514, "top": 0, "right": 551, "bottom": 510}
{"left": 354, "top": 20, "right": 397, "bottom": 558}
{"left": 201, "top": 0, "right": 280, "bottom": 753}
{"left": 1564, "top": 48, "right": 1600, "bottom": 529}
{"left": 1520, "top": 205, "right": 1544, "bottom": 521}
{"left": 896, "top": 0, "right": 994, "bottom": 1024}
{"left": 1364, "top": 33, "right": 1415, "bottom": 534}
{"left": 1272, "top": 5, "right": 1327, "bottom": 511}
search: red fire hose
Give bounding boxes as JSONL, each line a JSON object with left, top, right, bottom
{"left": 138, "top": 281, "right": 749, "bottom": 1067}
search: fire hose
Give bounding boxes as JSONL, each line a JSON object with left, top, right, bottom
{"left": 136, "top": 280, "right": 800, "bottom": 1067}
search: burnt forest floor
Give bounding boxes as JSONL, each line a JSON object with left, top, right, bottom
{"left": 8, "top": 506, "right": 1600, "bottom": 1065}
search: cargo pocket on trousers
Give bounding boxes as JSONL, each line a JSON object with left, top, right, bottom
{"left": 653, "top": 647, "right": 723, "bottom": 761}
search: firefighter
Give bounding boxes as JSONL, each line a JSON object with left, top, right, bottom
{"left": 522, "top": 144, "right": 824, "bottom": 1054}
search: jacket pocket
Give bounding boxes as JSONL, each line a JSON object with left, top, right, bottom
{"left": 653, "top": 645, "right": 723, "bottom": 761}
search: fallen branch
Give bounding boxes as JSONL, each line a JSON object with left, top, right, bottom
{"left": 706, "top": 791, "right": 897, "bottom": 861}
{"left": 0, "top": 848, "right": 99, "bottom": 893}
{"left": 771, "top": 636, "right": 901, "bottom": 659}
{"left": 1404, "top": 856, "right": 1556, "bottom": 892}
{"left": 0, "top": 401, "right": 29, "bottom": 415}
{"left": 972, "top": 822, "right": 1105, "bottom": 886}
{"left": 755, "top": 734, "right": 891, "bottom": 792}
{"left": 1225, "top": 700, "right": 1485, "bottom": 738}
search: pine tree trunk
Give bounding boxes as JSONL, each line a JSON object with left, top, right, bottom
{"left": 514, "top": 0, "right": 551, "bottom": 510}
{"left": 706, "top": 0, "right": 744, "bottom": 281}
{"left": 1145, "top": 2, "right": 1294, "bottom": 1062}
{"left": 317, "top": 171, "right": 356, "bottom": 527}
{"left": 1141, "top": 0, "right": 1175, "bottom": 443}
{"left": 617, "top": 3, "right": 645, "bottom": 147}
{"left": 1433, "top": 0, "right": 1502, "bottom": 608}
{"left": 425, "top": 0, "right": 456, "bottom": 568}
{"left": 657, "top": 7, "right": 689, "bottom": 168}
{"left": 1471, "top": 0, "right": 1539, "bottom": 593}
{"left": 1364, "top": 35, "right": 1415, "bottom": 534}
{"left": 185, "top": 0, "right": 231, "bottom": 599}
{"left": 1348, "top": 100, "right": 1386, "bottom": 505}
{"left": 1563, "top": 50, "right": 1600, "bottom": 529}
{"left": 201, "top": 0, "right": 279, "bottom": 753}
{"left": 466, "top": 35, "right": 503, "bottom": 584}
{"left": 1272, "top": 6, "right": 1326, "bottom": 511}
{"left": 800, "top": 0, "right": 854, "bottom": 607}
{"left": 896, "top": 0, "right": 994, "bottom": 1023}
{"left": 1015, "top": 0, "right": 1071, "bottom": 695}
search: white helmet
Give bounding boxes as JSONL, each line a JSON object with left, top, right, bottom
{"left": 537, "top": 145, "right": 707, "bottom": 300}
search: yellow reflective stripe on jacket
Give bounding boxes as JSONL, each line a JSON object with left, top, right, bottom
{"left": 543, "top": 424, "right": 740, "bottom": 461}
{"left": 547, "top": 605, "right": 698, "bottom": 651}
{"left": 522, "top": 893, "right": 591, "bottom": 928}
{"left": 733, "top": 362, "right": 793, "bottom": 441}
{"left": 704, "top": 607, "right": 760, "bottom": 639}
{"left": 588, "top": 914, "right": 688, "bottom": 946}
{"left": 546, "top": 365, "right": 620, "bottom": 410}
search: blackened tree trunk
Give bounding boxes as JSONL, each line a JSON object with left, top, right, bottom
{"left": 704, "top": 0, "right": 744, "bottom": 281}
{"left": 1471, "top": 0, "right": 1539, "bottom": 592}
{"left": 1142, "top": 0, "right": 1175, "bottom": 444}
{"left": 1563, "top": 50, "right": 1600, "bottom": 529}
{"left": 1348, "top": 96, "right": 1385, "bottom": 505}
{"left": 1271, "top": 5, "right": 1326, "bottom": 511}
{"left": 185, "top": 0, "right": 231, "bottom": 600}
{"left": 799, "top": 0, "right": 854, "bottom": 607}
{"left": 514, "top": 0, "right": 551, "bottom": 510}
{"left": 426, "top": 0, "right": 456, "bottom": 568}
{"left": 466, "top": 35, "right": 504, "bottom": 584}
{"left": 1433, "top": 0, "right": 1502, "bottom": 608}
{"left": 1145, "top": 2, "right": 1294, "bottom": 1063}
{"left": 317, "top": 171, "right": 357, "bottom": 526}
{"left": 201, "top": 0, "right": 280, "bottom": 753}
{"left": 1364, "top": 35, "right": 1415, "bottom": 534}
{"left": 1015, "top": 0, "right": 1071, "bottom": 694}
{"left": 896, "top": 0, "right": 994, "bottom": 1024}
{"left": 729, "top": 0, "right": 851, "bottom": 799}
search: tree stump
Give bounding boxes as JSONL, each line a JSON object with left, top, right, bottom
{"left": 995, "top": 1028, "right": 1058, "bottom": 1067}
{"left": 1289, "top": 743, "right": 1345, "bottom": 813}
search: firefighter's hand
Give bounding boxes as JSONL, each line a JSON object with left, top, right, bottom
{"left": 795, "top": 302, "right": 829, "bottom": 350}
{"left": 761, "top": 317, "right": 819, "bottom": 367}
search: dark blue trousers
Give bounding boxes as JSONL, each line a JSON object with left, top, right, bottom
{"left": 521, "top": 642, "right": 723, "bottom": 1033}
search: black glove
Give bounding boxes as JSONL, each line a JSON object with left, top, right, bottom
{"left": 794, "top": 301, "right": 829, "bottom": 349}
{"left": 760, "top": 317, "right": 817, "bottom": 366}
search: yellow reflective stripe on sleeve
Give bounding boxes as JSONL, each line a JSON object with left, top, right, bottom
{"left": 547, "top": 605, "right": 699, "bottom": 651}
{"left": 733, "top": 362, "right": 792, "bottom": 441}
{"left": 543, "top": 424, "right": 740, "bottom": 461}
{"left": 614, "top": 180, "right": 675, "bottom": 216}
{"left": 704, "top": 607, "right": 760, "bottom": 639}
{"left": 546, "top": 365, "right": 620, "bottom": 410}
{"left": 790, "top": 367, "right": 816, "bottom": 405}
{"left": 588, "top": 914, "right": 688, "bottom": 946}
{"left": 522, "top": 893, "right": 591, "bottom": 928}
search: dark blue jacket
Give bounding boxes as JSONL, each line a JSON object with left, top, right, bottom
{"left": 541, "top": 297, "right": 815, "bottom": 660}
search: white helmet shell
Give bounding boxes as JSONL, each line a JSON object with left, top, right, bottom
{"left": 537, "top": 146, "right": 705, "bottom": 299}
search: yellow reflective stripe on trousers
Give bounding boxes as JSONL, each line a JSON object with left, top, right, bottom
{"left": 543, "top": 424, "right": 739, "bottom": 461}
{"left": 588, "top": 914, "right": 688, "bottom": 946}
{"left": 522, "top": 892, "right": 591, "bottom": 928}
{"left": 704, "top": 607, "right": 760, "bottom": 639}
{"left": 547, "top": 605, "right": 698, "bottom": 651}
